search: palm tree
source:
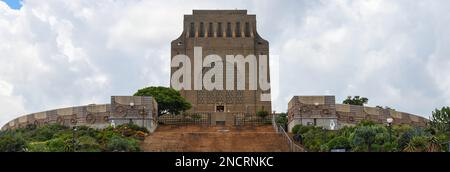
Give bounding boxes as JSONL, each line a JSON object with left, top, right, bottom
{"left": 403, "top": 136, "right": 428, "bottom": 152}
{"left": 427, "top": 136, "right": 442, "bottom": 152}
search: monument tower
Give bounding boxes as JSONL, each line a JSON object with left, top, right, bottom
{"left": 171, "top": 10, "right": 271, "bottom": 115}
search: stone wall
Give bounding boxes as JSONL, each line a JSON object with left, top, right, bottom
{"left": 1, "top": 96, "right": 158, "bottom": 132}
{"left": 170, "top": 10, "right": 271, "bottom": 114}
{"left": 287, "top": 96, "right": 428, "bottom": 132}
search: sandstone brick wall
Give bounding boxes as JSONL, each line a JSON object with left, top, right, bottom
{"left": 1, "top": 104, "right": 111, "bottom": 131}
{"left": 287, "top": 96, "right": 428, "bottom": 132}
{"left": 1, "top": 96, "right": 158, "bottom": 131}
{"left": 170, "top": 10, "right": 271, "bottom": 114}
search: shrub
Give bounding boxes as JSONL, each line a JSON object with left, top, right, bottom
{"left": 30, "top": 124, "right": 69, "bottom": 142}
{"left": 106, "top": 135, "right": 140, "bottom": 152}
{"left": 256, "top": 110, "right": 269, "bottom": 118}
{"left": 116, "top": 123, "right": 149, "bottom": 134}
{"left": 46, "top": 137, "right": 70, "bottom": 152}
{"left": 27, "top": 142, "right": 49, "bottom": 152}
{"left": 351, "top": 125, "right": 385, "bottom": 152}
{"left": 0, "top": 134, "right": 27, "bottom": 152}
{"left": 325, "top": 136, "right": 351, "bottom": 151}
{"left": 77, "top": 135, "right": 101, "bottom": 152}
{"left": 292, "top": 125, "right": 302, "bottom": 134}
{"left": 275, "top": 113, "right": 288, "bottom": 126}
{"left": 292, "top": 125, "right": 316, "bottom": 135}
{"left": 191, "top": 114, "right": 202, "bottom": 120}
{"left": 404, "top": 135, "right": 429, "bottom": 152}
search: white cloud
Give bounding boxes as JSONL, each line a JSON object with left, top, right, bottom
{"left": 1, "top": 0, "right": 450, "bottom": 127}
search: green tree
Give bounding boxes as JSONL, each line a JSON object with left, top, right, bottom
{"left": 275, "top": 113, "right": 288, "bottom": 126}
{"left": 0, "top": 134, "right": 26, "bottom": 152}
{"left": 45, "top": 133, "right": 73, "bottom": 152}
{"left": 351, "top": 125, "right": 384, "bottom": 152}
{"left": 404, "top": 135, "right": 428, "bottom": 152}
{"left": 134, "top": 86, "right": 191, "bottom": 115}
{"left": 429, "top": 106, "right": 450, "bottom": 135}
{"left": 343, "top": 96, "right": 369, "bottom": 106}
{"left": 324, "top": 136, "right": 351, "bottom": 151}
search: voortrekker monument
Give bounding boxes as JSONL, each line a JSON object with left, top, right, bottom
{"left": 170, "top": 10, "right": 272, "bottom": 125}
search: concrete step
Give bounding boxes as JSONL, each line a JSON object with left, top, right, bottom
{"left": 141, "top": 125, "right": 291, "bottom": 152}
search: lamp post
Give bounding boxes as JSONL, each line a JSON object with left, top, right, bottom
{"left": 387, "top": 118, "right": 393, "bottom": 143}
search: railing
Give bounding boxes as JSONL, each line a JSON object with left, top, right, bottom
{"left": 158, "top": 113, "right": 211, "bottom": 126}
{"left": 272, "top": 114, "right": 278, "bottom": 133}
{"left": 272, "top": 114, "right": 304, "bottom": 152}
{"left": 234, "top": 113, "right": 271, "bottom": 126}
{"left": 277, "top": 125, "right": 304, "bottom": 152}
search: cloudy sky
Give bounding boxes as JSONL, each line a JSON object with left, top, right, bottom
{"left": 1, "top": 0, "right": 450, "bottom": 126}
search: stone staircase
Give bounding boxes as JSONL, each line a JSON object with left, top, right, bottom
{"left": 141, "top": 125, "right": 291, "bottom": 152}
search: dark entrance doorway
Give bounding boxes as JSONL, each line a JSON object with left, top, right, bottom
{"left": 216, "top": 105, "right": 225, "bottom": 112}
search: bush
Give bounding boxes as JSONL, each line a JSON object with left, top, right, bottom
{"left": 0, "top": 134, "right": 27, "bottom": 152}
{"left": 351, "top": 125, "right": 385, "bottom": 152}
{"left": 191, "top": 114, "right": 202, "bottom": 120}
{"left": 404, "top": 136, "right": 429, "bottom": 152}
{"left": 77, "top": 135, "right": 101, "bottom": 152}
{"left": 275, "top": 113, "right": 288, "bottom": 126}
{"left": 27, "top": 142, "right": 49, "bottom": 152}
{"left": 106, "top": 135, "right": 140, "bottom": 152}
{"left": 292, "top": 125, "right": 302, "bottom": 134}
{"left": 46, "top": 137, "right": 71, "bottom": 152}
{"left": 325, "top": 136, "right": 351, "bottom": 151}
{"left": 257, "top": 110, "right": 269, "bottom": 118}
{"left": 116, "top": 123, "right": 149, "bottom": 134}
{"left": 30, "top": 124, "right": 68, "bottom": 142}
{"left": 292, "top": 125, "right": 316, "bottom": 135}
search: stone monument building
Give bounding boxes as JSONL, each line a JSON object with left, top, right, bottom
{"left": 287, "top": 96, "right": 429, "bottom": 132}
{"left": 170, "top": 10, "right": 272, "bottom": 118}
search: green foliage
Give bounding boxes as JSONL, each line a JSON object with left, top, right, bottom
{"left": 77, "top": 135, "right": 101, "bottom": 152}
{"left": 256, "top": 110, "right": 269, "bottom": 118}
{"left": 275, "top": 113, "right": 288, "bottom": 126}
{"left": 324, "top": 136, "right": 351, "bottom": 151}
{"left": 429, "top": 106, "right": 450, "bottom": 135}
{"left": 291, "top": 119, "right": 447, "bottom": 152}
{"left": 357, "top": 120, "right": 376, "bottom": 127}
{"left": 46, "top": 136, "right": 71, "bottom": 152}
{"left": 292, "top": 125, "right": 301, "bottom": 134}
{"left": 343, "top": 96, "right": 369, "bottom": 106}
{"left": 106, "top": 135, "right": 140, "bottom": 152}
{"left": 27, "top": 142, "right": 49, "bottom": 152}
{"left": 191, "top": 114, "right": 202, "bottom": 120}
{"left": 404, "top": 135, "right": 429, "bottom": 152}
{"left": 116, "top": 123, "right": 149, "bottom": 134}
{"left": 0, "top": 122, "right": 147, "bottom": 152}
{"left": 134, "top": 86, "right": 192, "bottom": 115}
{"left": 30, "top": 124, "right": 68, "bottom": 142}
{"left": 351, "top": 125, "right": 385, "bottom": 152}
{"left": 301, "top": 127, "right": 336, "bottom": 152}
{"left": 0, "top": 134, "right": 26, "bottom": 152}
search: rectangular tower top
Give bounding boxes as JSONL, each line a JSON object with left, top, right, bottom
{"left": 192, "top": 10, "right": 248, "bottom": 15}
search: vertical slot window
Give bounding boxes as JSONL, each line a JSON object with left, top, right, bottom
{"left": 245, "top": 22, "right": 251, "bottom": 37}
{"left": 190, "top": 22, "right": 195, "bottom": 37}
{"left": 235, "top": 22, "right": 241, "bottom": 37}
{"left": 217, "top": 22, "right": 223, "bottom": 37}
{"left": 226, "top": 22, "right": 232, "bottom": 37}
{"left": 199, "top": 22, "right": 205, "bottom": 37}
